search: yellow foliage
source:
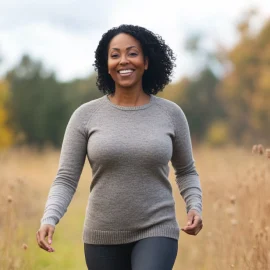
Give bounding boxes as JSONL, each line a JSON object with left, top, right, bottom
{"left": 0, "top": 79, "right": 14, "bottom": 149}
{"left": 0, "top": 79, "right": 10, "bottom": 101}
{"left": 0, "top": 126, "right": 13, "bottom": 147}
{"left": 0, "top": 106, "right": 8, "bottom": 124}
{"left": 206, "top": 120, "right": 229, "bottom": 146}
{"left": 219, "top": 16, "right": 270, "bottom": 143}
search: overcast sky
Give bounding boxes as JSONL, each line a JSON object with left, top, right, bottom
{"left": 0, "top": 0, "right": 269, "bottom": 82}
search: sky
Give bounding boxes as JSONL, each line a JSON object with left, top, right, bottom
{"left": 0, "top": 0, "right": 269, "bottom": 83}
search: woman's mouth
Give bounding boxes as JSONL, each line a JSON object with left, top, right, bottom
{"left": 117, "top": 69, "right": 135, "bottom": 77}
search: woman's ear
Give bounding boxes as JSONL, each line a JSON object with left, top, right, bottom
{"left": 144, "top": 56, "right": 149, "bottom": 70}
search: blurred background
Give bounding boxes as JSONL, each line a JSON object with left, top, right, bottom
{"left": 0, "top": 1, "right": 269, "bottom": 269}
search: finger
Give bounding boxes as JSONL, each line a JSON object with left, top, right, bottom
{"left": 47, "top": 229, "right": 55, "bottom": 252}
{"left": 48, "top": 228, "right": 54, "bottom": 245}
{"left": 181, "top": 222, "right": 202, "bottom": 235}
{"left": 182, "top": 229, "right": 196, "bottom": 236}
{"left": 36, "top": 231, "right": 43, "bottom": 247}
{"left": 37, "top": 232, "right": 50, "bottom": 251}
{"left": 197, "top": 223, "right": 203, "bottom": 233}
{"left": 36, "top": 232, "right": 46, "bottom": 250}
{"left": 182, "top": 226, "right": 196, "bottom": 233}
{"left": 39, "top": 230, "right": 52, "bottom": 252}
{"left": 186, "top": 212, "right": 195, "bottom": 226}
{"left": 39, "top": 241, "right": 50, "bottom": 251}
{"left": 184, "top": 226, "right": 201, "bottom": 236}
{"left": 186, "top": 216, "right": 201, "bottom": 230}
{"left": 182, "top": 223, "right": 196, "bottom": 231}
{"left": 36, "top": 231, "right": 40, "bottom": 244}
{"left": 37, "top": 232, "right": 49, "bottom": 251}
{"left": 194, "top": 225, "right": 203, "bottom": 235}
{"left": 189, "top": 223, "right": 203, "bottom": 235}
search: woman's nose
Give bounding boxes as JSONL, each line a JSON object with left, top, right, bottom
{"left": 119, "top": 56, "right": 129, "bottom": 65}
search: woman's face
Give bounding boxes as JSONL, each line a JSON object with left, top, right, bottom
{"left": 107, "top": 33, "right": 148, "bottom": 89}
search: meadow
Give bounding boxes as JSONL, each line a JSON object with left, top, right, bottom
{"left": 0, "top": 145, "right": 269, "bottom": 270}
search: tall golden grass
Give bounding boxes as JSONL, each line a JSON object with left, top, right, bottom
{"left": 0, "top": 145, "right": 269, "bottom": 270}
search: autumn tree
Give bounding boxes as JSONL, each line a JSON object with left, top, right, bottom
{"left": 6, "top": 54, "right": 102, "bottom": 149}
{"left": 0, "top": 79, "right": 14, "bottom": 149}
{"left": 219, "top": 10, "right": 270, "bottom": 144}
{"left": 6, "top": 55, "right": 69, "bottom": 148}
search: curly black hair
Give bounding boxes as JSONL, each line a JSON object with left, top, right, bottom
{"left": 93, "top": 24, "right": 176, "bottom": 95}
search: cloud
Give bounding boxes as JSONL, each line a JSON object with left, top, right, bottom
{"left": 0, "top": 0, "right": 269, "bottom": 81}
{"left": 0, "top": 0, "right": 113, "bottom": 79}
{"left": 0, "top": 0, "right": 111, "bottom": 33}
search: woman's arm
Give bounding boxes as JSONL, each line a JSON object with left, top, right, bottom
{"left": 40, "top": 105, "right": 88, "bottom": 226}
{"left": 37, "top": 105, "right": 89, "bottom": 252}
{"left": 170, "top": 104, "right": 203, "bottom": 234}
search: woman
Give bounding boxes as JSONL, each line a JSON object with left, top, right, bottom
{"left": 36, "top": 24, "right": 203, "bottom": 270}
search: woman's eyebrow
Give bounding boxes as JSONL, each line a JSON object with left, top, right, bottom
{"left": 110, "top": 46, "right": 137, "bottom": 51}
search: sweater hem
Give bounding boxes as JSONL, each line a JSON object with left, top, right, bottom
{"left": 82, "top": 225, "right": 180, "bottom": 245}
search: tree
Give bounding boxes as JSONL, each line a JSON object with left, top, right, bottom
{"left": 174, "top": 68, "right": 224, "bottom": 143}
{"left": 6, "top": 55, "right": 69, "bottom": 148}
{"left": 219, "top": 11, "right": 270, "bottom": 144}
{"left": 0, "top": 79, "right": 14, "bottom": 149}
{"left": 6, "top": 54, "right": 103, "bottom": 149}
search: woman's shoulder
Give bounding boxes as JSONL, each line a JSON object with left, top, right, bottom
{"left": 153, "top": 95, "right": 185, "bottom": 119}
{"left": 68, "top": 96, "right": 106, "bottom": 126}
{"left": 73, "top": 95, "right": 106, "bottom": 115}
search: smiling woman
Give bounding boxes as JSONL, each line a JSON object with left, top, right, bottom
{"left": 107, "top": 33, "right": 148, "bottom": 93}
{"left": 37, "top": 24, "right": 203, "bottom": 270}
{"left": 93, "top": 24, "right": 176, "bottom": 96}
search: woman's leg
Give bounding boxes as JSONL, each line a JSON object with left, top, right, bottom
{"left": 131, "top": 237, "right": 178, "bottom": 270}
{"left": 84, "top": 242, "right": 135, "bottom": 270}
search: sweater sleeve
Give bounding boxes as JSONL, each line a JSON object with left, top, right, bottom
{"left": 170, "top": 104, "right": 202, "bottom": 216}
{"left": 40, "top": 105, "right": 88, "bottom": 226}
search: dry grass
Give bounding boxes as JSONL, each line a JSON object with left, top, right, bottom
{"left": 0, "top": 145, "right": 269, "bottom": 270}
{"left": 173, "top": 145, "right": 270, "bottom": 270}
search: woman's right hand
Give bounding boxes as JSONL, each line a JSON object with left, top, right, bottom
{"left": 36, "top": 224, "right": 55, "bottom": 252}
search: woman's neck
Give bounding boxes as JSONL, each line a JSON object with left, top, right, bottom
{"left": 108, "top": 88, "right": 150, "bottom": 107}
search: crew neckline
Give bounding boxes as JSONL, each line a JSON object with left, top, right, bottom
{"left": 105, "top": 94, "right": 155, "bottom": 111}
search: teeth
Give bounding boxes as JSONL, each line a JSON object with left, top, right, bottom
{"left": 119, "top": 69, "right": 133, "bottom": 74}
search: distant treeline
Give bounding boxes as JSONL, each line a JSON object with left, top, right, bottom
{"left": 0, "top": 11, "right": 269, "bottom": 149}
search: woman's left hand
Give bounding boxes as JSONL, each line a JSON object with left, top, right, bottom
{"left": 181, "top": 209, "right": 203, "bottom": 236}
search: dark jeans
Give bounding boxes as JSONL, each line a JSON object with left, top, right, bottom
{"left": 84, "top": 236, "right": 178, "bottom": 270}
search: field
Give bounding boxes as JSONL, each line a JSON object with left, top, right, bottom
{"left": 0, "top": 145, "right": 269, "bottom": 270}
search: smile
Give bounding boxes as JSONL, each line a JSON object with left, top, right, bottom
{"left": 117, "top": 69, "right": 135, "bottom": 76}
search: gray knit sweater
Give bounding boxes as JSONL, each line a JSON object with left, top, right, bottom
{"left": 40, "top": 94, "right": 202, "bottom": 245}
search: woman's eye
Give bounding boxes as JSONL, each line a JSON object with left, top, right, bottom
{"left": 111, "top": 53, "right": 137, "bottom": 58}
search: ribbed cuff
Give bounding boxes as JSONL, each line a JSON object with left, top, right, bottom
{"left": 187, "top": 207, "right": 202, "bottom": 217}
{"left": 40, "top": 217, "right": 57, "bottom": 227}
